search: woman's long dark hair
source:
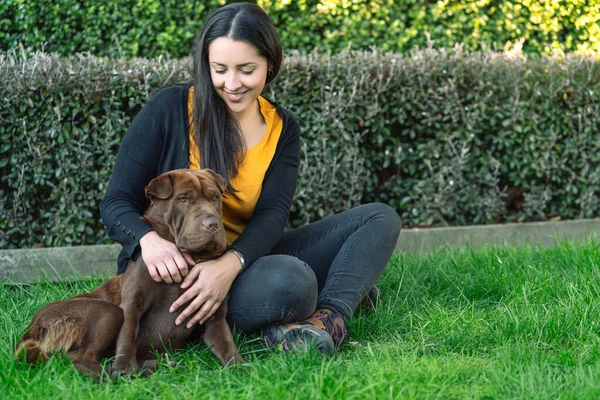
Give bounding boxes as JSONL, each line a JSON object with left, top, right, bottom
{"left": 192, "top": 3, "right": 282, "bottom": 194}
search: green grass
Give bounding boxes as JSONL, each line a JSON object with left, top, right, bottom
{"left": 2, "top": 237, "right": 600, "bottom": 399}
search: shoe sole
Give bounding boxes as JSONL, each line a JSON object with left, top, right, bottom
{"left": 263, "top": 324, "right": 335, "bottom": 356}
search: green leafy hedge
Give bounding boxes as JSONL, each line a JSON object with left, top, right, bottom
{"left": 1, "top": 0, "right": 598, "bottom": 58}
{"left": 1, "top": 47, "right": 599, "bottom": 249}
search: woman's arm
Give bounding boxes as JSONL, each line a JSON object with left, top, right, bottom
{"left": 100, "top": 97, "right": 163, "bottom": 259}
{"left": 100, "top": 87, "right": 194, "bottom": 281}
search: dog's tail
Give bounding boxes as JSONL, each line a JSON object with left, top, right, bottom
{"left": 15, "top": 318, "right": 83, "bottom": 364}
{"left": 15, "top": 338, "right": 49, "bottom": 364}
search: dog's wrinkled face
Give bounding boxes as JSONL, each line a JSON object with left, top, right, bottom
{"left": 143, "top": 169, "right": 227, "bottom": 256}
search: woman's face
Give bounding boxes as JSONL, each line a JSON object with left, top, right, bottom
{"left": 208, "top": 37, "right": 269, "bottom": 118}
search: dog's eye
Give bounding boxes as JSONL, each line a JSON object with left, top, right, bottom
{"left": 212, "top": 193, "right": 219, "bottom": 201}
{"left": 178, "top": 195, "right": 187, "bottom": 203}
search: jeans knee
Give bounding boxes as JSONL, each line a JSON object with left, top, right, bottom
{"left": 226, "top": 255, "right": 318, "bottom": 332}
{"left": 367, "top": 202, "right": 402, "bottom": 239}
{"left": 259, "top": 255, "right": 318, "bottom": 321}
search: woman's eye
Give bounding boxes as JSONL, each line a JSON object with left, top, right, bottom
{"left": 213, "top": 68, "right": 254, "bottom": 75}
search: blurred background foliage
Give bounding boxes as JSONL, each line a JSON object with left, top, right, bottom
{"left": 1, "top": 48, "right": 599, "bottom": 248}
{"left": 1, "top": 0, "right": 598, "bottom": 58}
{"left": 1, "top": 1, "right": 599, "bottom": 248}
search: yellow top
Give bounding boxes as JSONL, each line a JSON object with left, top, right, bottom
{"left": 187, "top": 86, "right": 283, "bottom": 245}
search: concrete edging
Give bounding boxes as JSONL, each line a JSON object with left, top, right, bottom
{"left": 1, "top": 218, "right": 598, "bottom": 284}
{"left": 396, "top": 218, "right": 599, "bottom": 254}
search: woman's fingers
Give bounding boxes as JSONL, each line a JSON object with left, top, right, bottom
{"left": 186, "top": 298, "right": 221, "bottom": 329}
{"left": 140, "top": 231, "right": 193, "bottom": 284}
{"left": 147, "top": 264, "right": 162, "bottom": 283}
{"left": 171, "top": 276, "right": 202, "bottom": 314}
{"left": 181, "top": 263, "right": 203, "bottom": 289}
{"left": 199, "top": 302, "right": 221, "bottom": 326}
{"left": 158, "top": 262, "right": 175, "bottom": 284}
{"left": 174, "top": 291, "right": 206, "bottom": 326}
{"left": 173, "top": 253, "right": 190, "bottom": 278}
{"left": 169, "top": 258, "right": 234, "bottom": 328}
{"left": 168, "top": 260, "right": 185, "bottom": 283}
{"left": 182, "top": 252, "right": 196, "bottom": 267}
{"left": 148, "top": 257, "right": 186, "bottom": 284}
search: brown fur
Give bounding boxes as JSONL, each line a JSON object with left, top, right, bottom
{"left": 15, "top": 169, "right": 245, "bottom": 379}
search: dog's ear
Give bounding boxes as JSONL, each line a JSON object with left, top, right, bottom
{"left": 145, "top": 173, "right": 174, "bottom": 200}
{"left": 202, "top": 169, "right": 227, "bottom": 194}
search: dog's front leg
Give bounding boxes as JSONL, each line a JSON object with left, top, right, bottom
{"left": 202, "top": 299, "right": 245, "bottom": 366}
{"left": 110, "top": 283, "right": 146, "bottom": 377}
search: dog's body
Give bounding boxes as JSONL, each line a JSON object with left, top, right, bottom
{"left": 16, "top": 169, "right": 245, "bottom": 377}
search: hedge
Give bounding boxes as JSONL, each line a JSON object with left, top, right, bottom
{"left": 1, "top": 47, "right": 599, "bottom": 249}
{"left": 1, "top": 0, "right": 598, "bottom": 59}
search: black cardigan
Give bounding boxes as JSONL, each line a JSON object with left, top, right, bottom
{"left": 100, "top": 84, "right": 301, "bottom": 274}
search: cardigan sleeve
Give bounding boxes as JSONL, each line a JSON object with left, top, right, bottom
{"left": 228, "top": 113, "right": 301, "bottom": 265}
{"left": 100, "top": 94, "right": 167, "bottom": 260}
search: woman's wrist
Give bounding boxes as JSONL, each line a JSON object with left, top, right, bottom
{"left": 222, "top": 250, "right": 245, "bottom": 275}
{"left": 226, "top": 249, "right": 245, "bottom": 270}
{"left": 139, "top": 230, "right": 158, "bottom": 248}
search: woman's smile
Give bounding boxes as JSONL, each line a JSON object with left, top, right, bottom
{"left": 209, "top": 37, "right": 269, "bottom": 117}
{"left": 225, "top": 89, "right": 249, "bottom": 102}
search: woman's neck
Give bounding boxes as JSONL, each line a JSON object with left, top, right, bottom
{"left": 231, "top": 98, "right": 262, "bottom": 126}
{"left": 232, "top": 99, "right": 266, "bottom": 150}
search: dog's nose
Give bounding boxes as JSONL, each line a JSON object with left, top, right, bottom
{"left": 202, "top": 216, "right": 221, "bottom": 232}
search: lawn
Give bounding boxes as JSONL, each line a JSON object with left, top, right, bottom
{"left": 2, "top": 237, "right": 600, "bottom": 399}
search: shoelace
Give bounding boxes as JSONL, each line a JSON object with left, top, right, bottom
{"left": 314, "top": 309, "right": 347, "bottom": 348}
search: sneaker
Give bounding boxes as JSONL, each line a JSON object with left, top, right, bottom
{"left": 263, "top": 309, "right": 347, "bottom": 356}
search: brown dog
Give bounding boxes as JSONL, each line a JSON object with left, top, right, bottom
{"left": 15, "top": 169, "right": 245, "bottom": 378}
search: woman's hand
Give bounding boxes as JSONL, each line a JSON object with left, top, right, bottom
{"left": 139, "top": 231, "right": 196, "bottom": 284}
{"left": 169, "top": 251, "right": 243, "bottom": 329}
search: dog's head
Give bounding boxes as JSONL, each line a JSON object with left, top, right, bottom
{"left": 142, "top": 169, "right": 227, "bottom": 257}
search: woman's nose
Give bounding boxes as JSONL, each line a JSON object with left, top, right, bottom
{"left": 224, "top": 72, "right": 241, "bottom": 91}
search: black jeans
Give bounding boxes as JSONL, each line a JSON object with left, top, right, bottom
{"left": 226, "top": 202, "right": 402, "bottom": 333}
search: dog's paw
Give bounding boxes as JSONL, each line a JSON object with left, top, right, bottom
{"left": 226, "top": 357, "right": 251, "bottom": 374}
{"left": 110, "top": 368, "right": 135, "bottom": 380}
{"left": 110, "top": 358, "right": 140, "bottom": 379}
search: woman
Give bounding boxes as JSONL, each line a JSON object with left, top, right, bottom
{"left": 100, "top": 3, "right": 401, "bottom": 355}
